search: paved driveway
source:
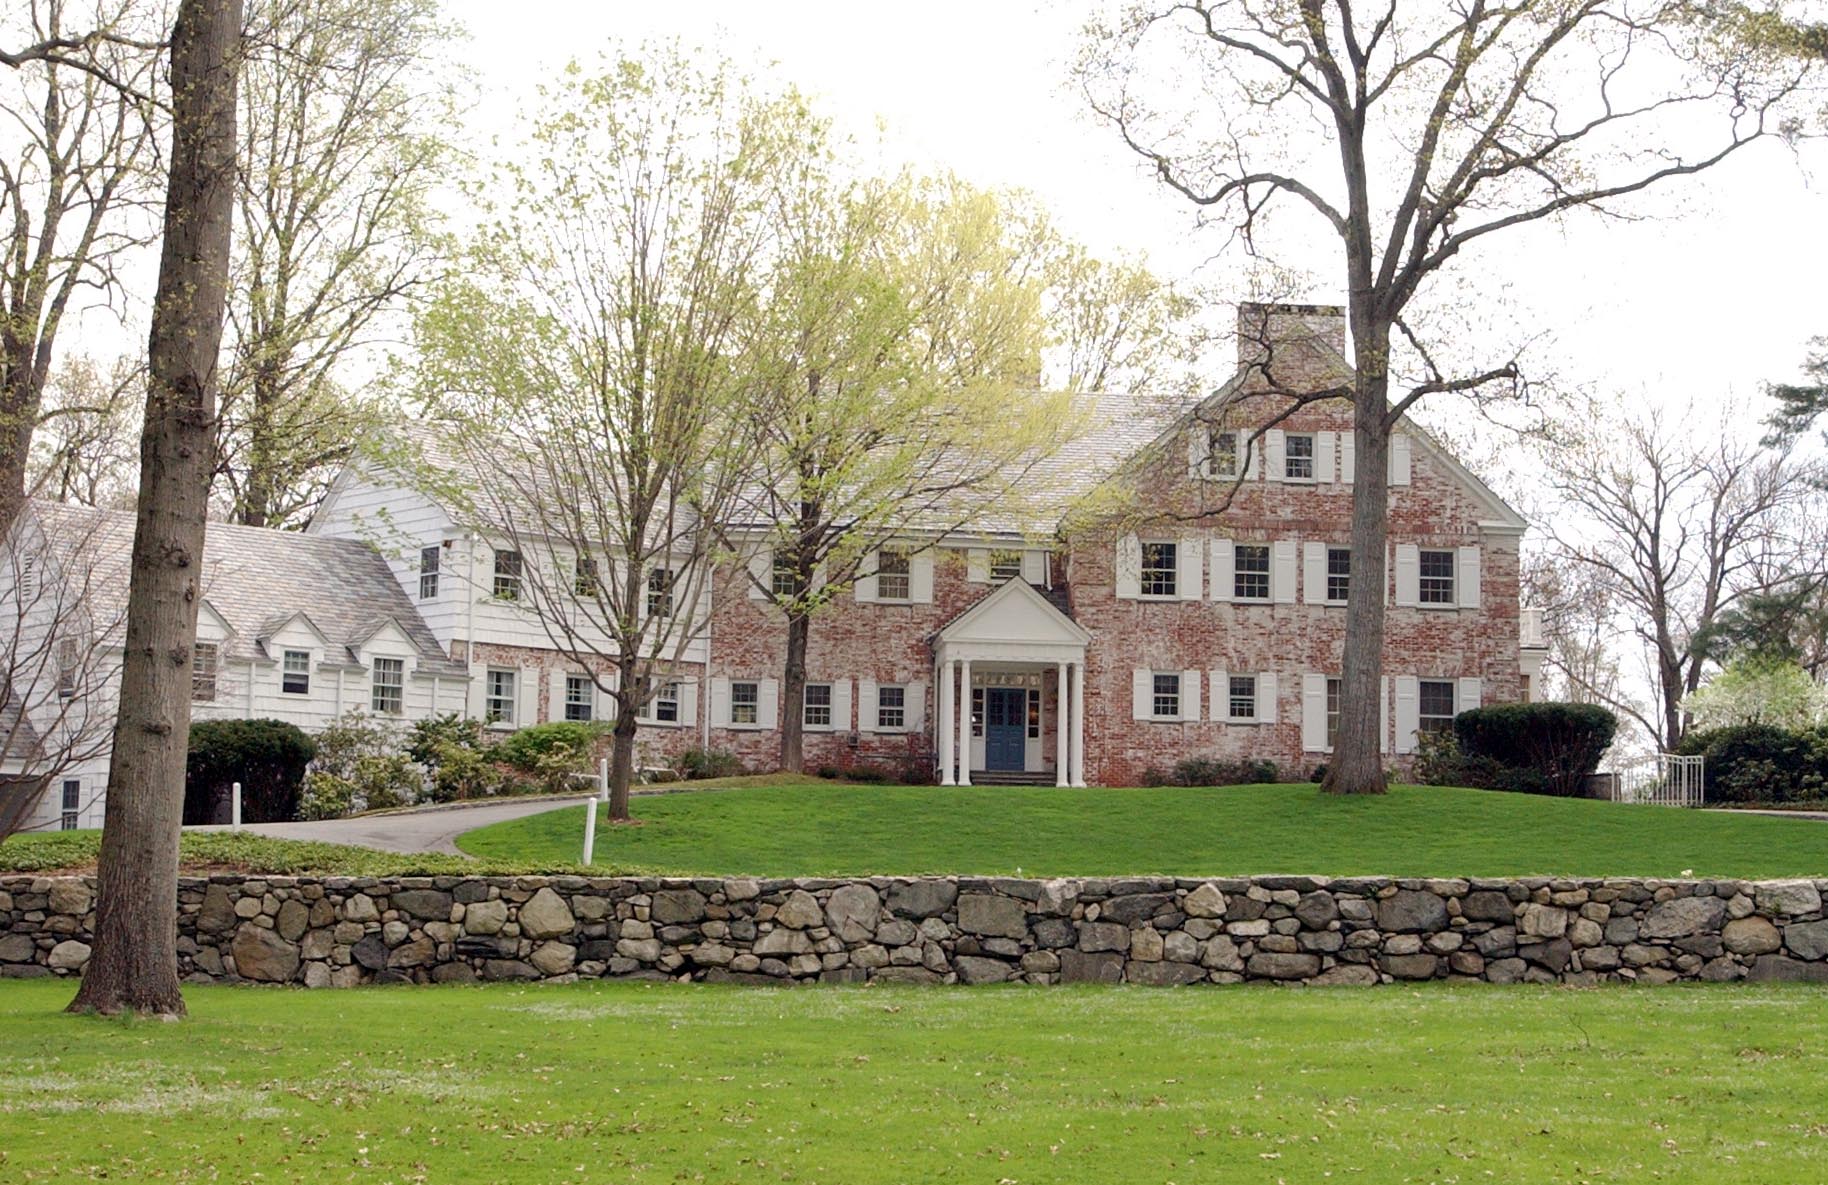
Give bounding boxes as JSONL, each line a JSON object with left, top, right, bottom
{"left": 196, "top": 795, "right": 591, "bottom": 856}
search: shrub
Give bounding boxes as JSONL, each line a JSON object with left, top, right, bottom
{"left": 491, "top": 721, "right": 608, "bottom": 794}
{"left": 297, "top": 772, "right": 356, "bottom": 822}
{"left": 185, "top": 719, "right": 316, "bottom": 824}
{"left": 814, "top": 765, "right": 843, "bottom": 780}
{"left": 1674, "top": 723, "right": 1828, "bottom": 805}
{"left": 406, "top": 713, "right": 484, "bottom": 767}
{"left": 844, "top": 762, "right": 892, "bottom": 784}
{"left": 1452, "top": 702, "right": 1617, "bottom": 797}
{"left": 1162, "top": 755, "right": 1281, "bottom": 787}
{"left": 675, "top": 746, "right": 744, "bottom": 781}
{"left": 309, "top": 712, "right": 422, "bottom": 815}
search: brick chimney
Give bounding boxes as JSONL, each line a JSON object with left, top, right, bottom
{"left": 1236, "top": 301, "right": 1347, "bottom": 369}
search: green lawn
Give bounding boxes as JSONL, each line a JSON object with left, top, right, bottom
{"left": 0, "top": 830, "right": 592, "bottom": 877}
{"left": 458, "top": 782, "right": 1828, "bottom": 879}
{"left": 2, "top": 978, "right": 1825, "bottom": 1183}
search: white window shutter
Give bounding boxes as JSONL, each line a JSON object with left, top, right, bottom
{"left": 1178, "top": 537, "right": 1204, "bottom": 601}
{"left": 967, "top": 548, "right": 990, "bottom": 583}
{"left": 1394, "top": 543, "right": 1420, "bottom": 607}
{"left": 746, "top": 549, "right": 770, "bottom": 601}
{"left": 1021, "top": 549, "right": 1046, "bottom": 584}
{"left": 910, "top": 551, "right": 935, "bottom": 602}
{"left": 465, "top": 668, "right": 486, "bottom": 721}
{"left": 710, "top": 676, "right": 731, "bottom": 727}
{"left": 855, "top": 552, "right": 878, "bottom": 603}
{"left": 1301, "top": 673, "right": 1328, "bottom": 751}
{"left": 1272, "top": 540, "right": 1298, "bottom": 604}
{"left": 1208, "top": 668, "right": 1229, "bottom": 721}
{"left": 1303, "top": 542, "right": 1326, "bottom": 605}
{"left": 1187, "top": 427, "right": 1208, "bottom": 479}
{"left": 548, "top": 668, "right": 567, "bottom": 719}
{"left": 1457, "top": 546, "right": 1481, "bottom": 610}
{"left": 1340, "top": 433, "right": 1356, "bottom": 485}
{"left": 758, "top": 679, "right": 779, "bottom": 730}
{"left": 1245, "top": 434, "right": 1261, "bottom": 480}
{"left": 677, "top": 678, "right": 699, "bottom": 728}
{"left": 905, "top": 681, "right": 926, "bottom": 734}
{"left": 1394, "top": 676, "right": 1419, "bottom": 755}
{"left": 519, "top": 666, "right": 538, "bottom": 725}
{"left": 1379, "top": 675, "right": 1390, "bottom": 754}
{"left": 1115, "top": 535, "right": 1141, "bottom": 599}
{"left": 831, "top": 678, "right": 853, "bottom": 732}
{"left": 1132, "top": 669, "right": 1152, "bottom": 720}
{"left": 1458, "top": 677, "right": 1483, "bottom": 715}
{"left": 1316, "top": 431, "right": 1337, "bottom": 483}
{"left": 1180, "top": 669, "right": 1201, "bottom": 722}
{"left": 1258, "top": 672, "right": 1279, "bottom": 724}
{"left": 1209, "top": 538, "right": 1234, "bottom": 603}
{"left": 859, "top": 678, "right": 879, "bottom": 732}
{"left": 597, "top": 669, "right": 618, "bottom": 720}
{"left": 1265, "top": 429, "right": 1286, "bottom": 482}
{"left": 1389, "top": 434, "right": 1412, "bottom": 486}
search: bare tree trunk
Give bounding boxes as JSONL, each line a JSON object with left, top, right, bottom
{"left": 69, "top": 0, "right": 241, "bottom": 1018}
{"left": 779, "top": 611, "right": 808, "bottom": 773}
{"left": 0, "top": 365, "right": 32, "bottom": 533}
{"left": 608, "top": 703, "right": 635, "bottom": 823}
{"left": 1323, "top": 323, "right": 1393, "bottom": 797}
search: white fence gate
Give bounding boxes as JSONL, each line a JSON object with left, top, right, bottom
{"left": 1606, "top": 753, "right": 1705, "bottom": 807}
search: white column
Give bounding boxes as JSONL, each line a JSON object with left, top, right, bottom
{"left": 1070, "top": 660, "right": 1087, "bottom": 787}
{"left": 1054, "top": 661, "right": 1069, "bottom": 787}
{"left": 937, "top": 658, "right": 956, "bottom": 785}
{"left": 957, "top": 658, "right": 973, "bottom": 787}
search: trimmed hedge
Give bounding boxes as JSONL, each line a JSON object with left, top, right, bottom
{"left": 1673, "top": 724, "right": 1828, "bottom": 805}
{"left": 185, "top": 719, "right": 317, "bottom": 825}
{"left": 1449, "top": 702, "right": 1617, "bottom": 797}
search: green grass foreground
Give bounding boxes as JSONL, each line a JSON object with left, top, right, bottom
{"left": 457, "top": 781, "right": 1828, "bottom": 879}
{"left": 2, "top": 978, "right": 1825, "bottom": 1183}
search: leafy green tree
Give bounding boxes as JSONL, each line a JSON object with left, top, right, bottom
{"left": 1683, "top": 657, "right": 1828, "bottom": 732}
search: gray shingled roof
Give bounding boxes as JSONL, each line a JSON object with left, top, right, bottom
{"left": 27, "top": 501, "right": 464, "bottom": 677}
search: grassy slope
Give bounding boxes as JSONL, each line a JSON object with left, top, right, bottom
{"left": 0, "top": 831, "right": 588, "bottom": 877}
{"left": 2, "top": 978, "right": 1825, "bottom": 1184}
{"left": 458, "top": 782, "right": 1828, "bottom": 879}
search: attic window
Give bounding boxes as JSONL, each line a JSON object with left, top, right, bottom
{"left": 1208, "top": 429, "right": 1240, "bottom": 478}
{"left": 192, "top": 643, "right": 218, "bottom": 702}
{"left": 989, "top": 551, "right": 1023, "bottom": 583}
{"left": 492, "top": 550, "right": 522, "bottom": 600}
{"left": 419, "top": 546, "right": 440, "bottom": 599}
{"left": 282, "top": 650, "right": 310, "bottom": 695}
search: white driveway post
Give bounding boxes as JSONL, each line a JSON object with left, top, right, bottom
{"left": 231, "top": 782, "right": 242, "bottom": 831}
{"left": 582, "top": 795, "right": 598, "bottom": 866}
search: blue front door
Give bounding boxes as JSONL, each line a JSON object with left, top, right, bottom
{"left": 984, "top": 688, "right": 1026, "bottom": 772}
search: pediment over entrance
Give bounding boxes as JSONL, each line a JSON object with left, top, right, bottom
{"left": 934, "top": 579, "right": 1090, "bottom": 666}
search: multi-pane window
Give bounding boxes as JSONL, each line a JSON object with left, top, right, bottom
{"left": 1208, "top": 429, "right": 1240, "bottom": 478}
{"left": 565, "top": 674, "right": 595, "bottom": 722}
{"left": 878, "top": 548, "right": 911, "bottom": 600}
{"left": 877, "top": 684, "right": 905, "bottom": 730}
{"left": 419, "top": 546, "right": 440, "bottom": 599}
{"left": 1152, "top": 672, "right": 1181, "bottom": 719}
{"left": 56, "top": 638, "right": 78, "bottom": 698}
{"left": 1419, "top": 550, "right": 1456, "bottom": 604}
{"left": 804, "top": 683, "right": 832, "bottom": 728}
{"left": 1284, "top": 433, "right": 1315, "bottom": 480}
{"left": 771, "top": 552, "right": 797, "bottom": 598}
{"left": 1326, "top": 546, "right": 1351, "bottom": 603}
{"left": 1326, "top": 677, "right": 1343, "bottom": 747}
{"left": 1229, "top": 674, "right": 1257, "bottom": 720}
{"left": 648, "top": 681, "right": 680, "bottom": 724}
{"left": 646, "top": 567, "right": 674, "bottom": 618}
{"left": 1027, "top": 688, "right": 1041, "bottom": 739}
{"left": 192, "top": 642, "right": 219, "bottom": 702}
{"left": 990, "top": 551, "right": 1024, "bottom": 582}
{"left": 60, "top": 779, "right": 79, "bottom": 831}
{"left": 971, "top": 687, "right": 984, "bottom": 737}
{"left": 371, "top": 657, "right": 405, "bottom": 714}
{"left": 485, "top": 669, "right": 516, "bottom": 725}
{"left": 731, "top": 680, "right": 759, "bottom": 725}
{"left": 1234, "top": 544, "right": 1270, "bottom": 600}
{"left": 574, "top": 557, "right": 600, "bottom": 598}
{"left": 1419, "top": 680, "right": 1456, "bottom": 734}
{"left": 1140, "top": 542, "right": 1178, "bottom": 597}
{"left": 492, "top": 550, "right": 522, "bottom": 600}
{"left": 282, "top": 650, "right": 310, "bottom": 695}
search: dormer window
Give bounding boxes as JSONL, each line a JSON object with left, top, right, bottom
{"left": 989, "top": 550, "right": 1023, "bottom": 582}
{"left": 1208, "top": 429, "right": 1240, "bottom": 478}
{"left": 192, "top": 643, "right": 219, "bottom": 702}
{"left": 282, "top": 650, "right": 310, "bottom": 695}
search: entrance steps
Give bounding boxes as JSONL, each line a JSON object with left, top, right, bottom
{"left": 968, "top": 770, "right": 1058, "bottom": 787}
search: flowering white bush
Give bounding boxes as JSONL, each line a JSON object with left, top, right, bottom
{"left": 1683, "top": 660, "right": 1828, "bottom": 732}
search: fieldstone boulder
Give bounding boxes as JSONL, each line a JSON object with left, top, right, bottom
{"left": 1376, "top": 890, "right": 1448, "bottom": 933}
{"left": 1101, "top": 893, "right": 1172, "bottom": 925}
{"left": 463, "top": 899, "right": 508, "bottom": 935}
{"left": 1129, "top": 961, "right": 1206, "bottom": 986}
{"left": 1723, "top": 916, "right": 1782, "bottom": 956}
{"left": 1783, "top": 919, "right": 1828, "bottom": 961}
{"left": 275, "top": 899, "right": 310, "bottom": 942}
{"left": 1460, "top": 890, "right": 1515, "bottom": 924}
{"left": 888, "top": 879, "right": 957, "bottom": 919}
{"left": 650, "top": 889, "right": 707, "bottom": 925}
{"left": 529, "top": 941, "right": 578, "bottom": 976}
{"left": 342, "top": 893, "right": 380, "bottom": 922}
{"left": 483, "top": 958, "right": 541, "bottom": 981}
{"left": 1036, "top": 880, "right": 1079, "bottom": 916}
{"left": 1640, "top": 896, "right": 1726, "bottom": 939}
{"left": 48, "top": 881, "right": 92, "bottom": 917}
{"left": 1246, "top": 951, "right": 1320, "bottom": 980}
{"left": 775, "top": 890, "right": 824, "bottom": 930}
{"left": 1381, "top": 953, "right": 1439, "bottom": 980}
{"left": 1058, "top": 949, "right": 1124, "bottom": 983}
{"left": 954, "top": 955, "right": 1014, "bottom": 984}
{"left": 1756, "top": 881, "right": 1823, "bottom": 917}
{"left": 824, "top": 884, "right": 880, "bottom": 943}
{"left": 754, "top": 928, "right": 813, "bottom": 956}
{"left": 1077, "top": 921, "right": 1129, "bottom": 953}
{"left": 1518, "top": 904, "right": 1568, "bottom": 940}
{"left": 198, "top": 883, "right": 239, "bottom": 934}
{"left": 392, "top": 890, "right": 453, "bottom": 921}
{"left": 351, "top": 933, "right": 390, "bottom": 971}
{"left": 519, "top": 887, "right": 576, "bottom": 939}
{"left": 231, "top": 926, "right": 298, "bottom": 983}
{"left": 47, "top": 939, "right": 90, "bottom": 972}
{"left": 0, "top": 934, "right": 37, "bottom": 962}
{"left": 1182, "top": 882, "right": 1228, "bottom": 919}
{"left": 388, "top": 937, "right": 435, "bottom": 968}
{"left": 1295, "top": 892, "right": 1339, "bottom": 930}
{"left": 958, "top": 893, "right": 1027, "bottom": 939}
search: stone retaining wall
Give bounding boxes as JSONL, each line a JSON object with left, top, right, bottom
{"left": 5, "top": 873, "right": 1828, "bottom": 987}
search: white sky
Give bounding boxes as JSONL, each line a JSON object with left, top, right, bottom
{"left": 444, "top": 0, "right": 1828, "bottom": 417}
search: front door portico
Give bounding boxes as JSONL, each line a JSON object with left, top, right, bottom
{"left": 983, "top": 688, "right": 1026, "bottom": 771}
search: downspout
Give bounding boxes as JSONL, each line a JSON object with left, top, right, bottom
{"left": 464, "top": 531, "right": 478, "bottom": 721}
